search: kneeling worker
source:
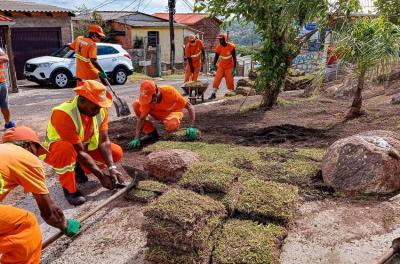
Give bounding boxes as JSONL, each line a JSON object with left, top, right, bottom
{"left": 43, "top": 80, "right": 124, "bottom": 206}
{"left": 1, "top": 126, "right": 80, "bottom": 264}
{"left": 127, "top": 80, "right": 197, "bottom": 149}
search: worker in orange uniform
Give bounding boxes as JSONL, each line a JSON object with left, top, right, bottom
{"left": 209, "top": 33, "right": 237, "bottom": 100}
{"left": 126, "top": 80, "right": 197, "bottom": 149}
{"left": 0, "top": 126, "right": 80, "bottom": 264}
{"left": 43, "top": 80, "right": 124, "bottom": 206}
{"left": 70, "top": 24, "right": 108, "bottom": 86}
{"left": 184, "top": 34, "right": 205, "bottom": 83}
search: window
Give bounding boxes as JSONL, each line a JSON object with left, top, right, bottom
{"left": 147, "top": 31, "right": 159, "bottom": 47}
{"left": 97, "top": 46, "right": 119, "bottom": 56}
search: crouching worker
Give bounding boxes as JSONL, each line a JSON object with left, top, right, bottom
{"left": 127, "top": 80, "right": 197, "bottom": 149}
{"left": 43, "top": 80, "right": 124, "bottom": 206}
{"left": 0, "top": 126, "right": 80, "bottom": 264}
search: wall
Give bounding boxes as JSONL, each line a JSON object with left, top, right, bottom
{"left": 191, "top": 18, "right": 221, "bottom": 52}
{"left": 0, "top": 12, "right": 73, "bottom": 43}
{"left": 130, "top": 26, "right": 187, "bottom": 65}
{"left": 111, "top": 21, "right": 132, "bottom": 50}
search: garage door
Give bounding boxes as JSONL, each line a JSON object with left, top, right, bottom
{"left": 11, "top": 27, "right": 61, "bottom": 79}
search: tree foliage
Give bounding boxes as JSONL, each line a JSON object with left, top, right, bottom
{"left": 195, "top": 0, "right": 360, "bottom": 109}
{"left": 335, "top": 17, "right": 400, "bottom": 118}
{"left": 375, "top": 0, "right": 400, "bottom": 25}
{"left": 73, "top": 5, "right": 112, "bottom": 40}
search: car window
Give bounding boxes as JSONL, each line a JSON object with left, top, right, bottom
{"left": 97, "top": 46, "right": 119, "bottom": 56}
{"left": 50, "top": 45, "right": 74, "bottom": 58}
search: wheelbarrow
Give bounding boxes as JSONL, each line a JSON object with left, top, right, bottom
{"left": 181, "top": 81, "right": 209, "bottom": 105}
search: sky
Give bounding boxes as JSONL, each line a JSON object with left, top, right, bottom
{"left": 30, "top": 0, "right": 195, "bottom": 14}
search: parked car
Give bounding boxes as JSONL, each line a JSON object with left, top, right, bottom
{"left": 24, "top": 43, "right": 134, "bottom": 88}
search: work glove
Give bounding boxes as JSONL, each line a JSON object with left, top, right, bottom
{"left": 65, "top": 219, "right": 81, "bottom": 237}
{"left": 99, "top": 71, "right": 108, "bottom": 79}
{"left": 186, "top": 127, "right": 197, "bottom": 141}
{"left": 232, "top": 68, "right": 237, "bottom": 76}
{"left": 210, "top": 65, "right": 216, "bottom": 72}
{"left": 126, "top": 139, "right": 141, "bottom": 150}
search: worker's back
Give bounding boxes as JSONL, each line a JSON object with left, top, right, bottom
{"left": 70, "top": 36, "right": 98, "bottom": 80}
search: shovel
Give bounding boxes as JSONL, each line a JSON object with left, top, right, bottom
{"left": 101, "top": 77, "right": 131, "bottom": 117}
{"left": 42, "top": 167, "right": 143, "bottom": 249}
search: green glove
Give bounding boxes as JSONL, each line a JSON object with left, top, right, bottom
{"left": 126, "top": 139, "right": 141, "bottom": 149}
{"left": 99, "top": 71, "right": 107, "bottom": 79}
{"left": 232, "top": 68, "right": 237, "bottom": 76}
{"left": 210, "top": 65, "right": 216, "bottom": 72}
{"left": 65, "top": 219, "right": 81, "bottom": 237}
{"left": 186, "top": 127, "right": 197, "bottom": 141}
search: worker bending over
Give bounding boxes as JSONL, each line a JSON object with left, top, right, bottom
{"left": 209, "top": 33, "right": 237, "bottom": 100}
{"left": 0, "top": 126, "right": 80, "bottom": 264}
{"left": 184, "top": 34, "right": 205, "bottom": 83}
{"left": 70, "top": 24, "right": 108, "bottom": 86}
{"left": 43, "top": 80, "right": 123, "bottom": 206}
{"left": 127, "top": 80, "right": 197, "bottom": 149}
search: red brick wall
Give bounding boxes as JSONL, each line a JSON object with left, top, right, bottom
{"left": 191, "top": 18, "right": 221, "bottom": 52}
{"left": 110, "top": 21, "right": 132, "bottom": 50}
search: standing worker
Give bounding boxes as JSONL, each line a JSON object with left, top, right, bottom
{"left": 43, "top": 80, "right": 124, "bottom": 206}
{"left": 0, "top": 47, "right": 15, "bottom": 129}
{"left": 126, "top": 80, "right": 197, "bottom": 149}
{"left": 70, "top": 24, "right": 108, "bottom": 86}
{"left": 0, "top": 126, "right": 80, "bottom": 264}
{"left": 209, "top": 33, "right": 237, "bottom": 100}
{"left": 184, "top": 34, "right": 205, "bottom": 83}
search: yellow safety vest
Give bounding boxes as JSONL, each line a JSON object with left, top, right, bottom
{"left": 43, "top": 96, "right": 105, "bottom": 156}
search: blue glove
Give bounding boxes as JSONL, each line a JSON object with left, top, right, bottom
{"left": 99, "top": 71, "right": 107, "bottom": 79}
{"left": 65, "top": 219, "right": 81, "bottom": 237}
{"left": 186, "top": 127, "right": 197, "bottom": 141}
{"left": 126, "top": 139, "right": 141, "bottom": 149}
{"left": 232, "top": 68, "right": 237, "bottom": 76}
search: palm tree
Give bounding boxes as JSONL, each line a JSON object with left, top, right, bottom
{"left": 335, "top": 17, "right": 400, "bottom": 118}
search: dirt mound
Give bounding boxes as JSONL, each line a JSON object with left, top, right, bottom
{"left": 234, "top": 124, "right": 326, "bottom": 145}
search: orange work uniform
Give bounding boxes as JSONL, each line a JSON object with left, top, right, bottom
{"left": 44, "top": 107, "right": 123, "bottom": 193}
{"left": 184, "top": 40, "right": 204, "bottom": 82}
{"left": 70, "top": 36, "right": 99, "bottom": 86}
{"left": 133, "top": 85, "right": 187, "bottom": 134}
{"left": 0, "top": 143, "right": 49, "bottom": 264}
{"left": 213, "top": 42, "right": 236, "bottom": 90}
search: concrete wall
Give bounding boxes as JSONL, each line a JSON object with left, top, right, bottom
{"left": 0, "top": 12, "right": 73, "bottom": 44}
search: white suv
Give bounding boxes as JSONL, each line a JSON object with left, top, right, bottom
{"left": 24, "top": 43, "right": 134, "bottom": 88}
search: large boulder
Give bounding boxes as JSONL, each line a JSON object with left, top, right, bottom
{"left": 322, "top": 130, "right": 400, "bottom": 193}
{"left": 145, "top": 149, "right": 200, "bottom": 182}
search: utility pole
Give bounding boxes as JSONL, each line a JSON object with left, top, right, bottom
{"left": 168, "top": 0, "right": 176, "bottom": 73}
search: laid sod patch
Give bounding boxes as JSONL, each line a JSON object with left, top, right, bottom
{"left": 213, "top": 219, "right": 286, "bottom": 264}
{"left": 146, "top": 243, "right": 212, "bottom": 264}
{"left": 224, "top": 177, "right": 299, "bottom": 224}
{"left": 144, "top": 189, "right": 226, "bottom": 227}
{"left": 136, "top": 180, "right": 168, "bottom": 194}
{"left": 125, "top": 180, "right": 168, "bottom": 203}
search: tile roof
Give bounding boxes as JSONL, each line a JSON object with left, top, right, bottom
{"left": 153, "top": 13, "right": 221, "bottom": 25}
{"left": 117, "top": 20, "right": 187, "bottom": 28}
{"left": 0, "top": 15, "right": 12, "bottom": 22}
{"left": 73, "top": 11, "right": 137, "bottom": 21}
{"left": 0, "top": 0, "right": 73, "bottom": 14}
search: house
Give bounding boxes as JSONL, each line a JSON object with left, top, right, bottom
{"left": 73, "top": 11, "right": 202, "bottom": 70}
{"left": 153, "top": 13, "right": 222, "bottom": 52}
{"left": 0, "top": 14, "right": 17, "bottom": 91}
{"left": 0, "top": 0, "right": 74, "bottom": 79}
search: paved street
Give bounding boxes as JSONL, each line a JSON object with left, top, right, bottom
{"left": 7, "top": 75, "right": 233, "bottom": 134}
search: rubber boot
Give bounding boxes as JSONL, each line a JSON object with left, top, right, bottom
{"left": 140, "top": 129, "right": 160, "bottom": 145}
{"left": 208, "top": 92, "right": 216, "bottom": 100}
{"left": 4, "top": 121, "right": 16, "bottom": 129}
{"left": 63, "top": 188, "right": 86, "bottom": 206}
{"left": 75, "top": 162, "right": 88, "bottom": 184}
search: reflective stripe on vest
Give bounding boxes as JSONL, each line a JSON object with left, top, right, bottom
{"left": 190, "top": 51, "right": 202, "bottom": 58}
{"left": 220, "top": 55, "right": 232, "bottom": 60}
{"left": 0, "top": 172, "right": 4, "bottom": 195}
{"left": 0, "top": 63, "right": 6, "bottom": 83}
{"left": 75, "top": 54, "right": 91, "bottom": 63}
{"left": 43, "top": 96, "right": 105, "bottom": 156}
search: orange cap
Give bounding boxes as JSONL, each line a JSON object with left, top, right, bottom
{"left": 188, "top": 34, "right": 196, "bottom": 41}
{"left": 139, "top": 80, "right": 156, "bottom": 105}
{"left": 73, "top": 80, "right": 112, "bottom": 108}
{"left": 2, "top": 126, "right": 49, "bottom": 156}
{"left": 217, "top": 33, "right": 228, "bottom": 41}
{"left": 89, "top": 24, "right": 105, "bottom": 37}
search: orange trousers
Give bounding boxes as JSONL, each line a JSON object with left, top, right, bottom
{"left": 213, "top": 66, "right": 234, "bottom": 90}
{"left": 133, "top": 101, "right": 184, "bottom": 134}
{"left": 44, "top": 141, "right": 123, "bottom": 193}
{"left": 184, "top": 64, "right": 201, "bottom": 82}
{"left": 0, "top": 205, "right": 42, "bottom": 264}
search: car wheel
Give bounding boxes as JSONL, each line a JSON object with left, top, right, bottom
{"left": 113, "top": 67, "right": 128, "bottom": 85}
{"left": 51, "top": 69, "right": 71, "bottom": 89}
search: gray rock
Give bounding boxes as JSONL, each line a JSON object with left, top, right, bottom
{"left": 391, "top": 94, "right": 400, "bottom": 105}
{"left": 145, "top": 149, "right": 200, "bottom": 182}
{"left": 322, "top": 130, "right": 400, "bottom": 194}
